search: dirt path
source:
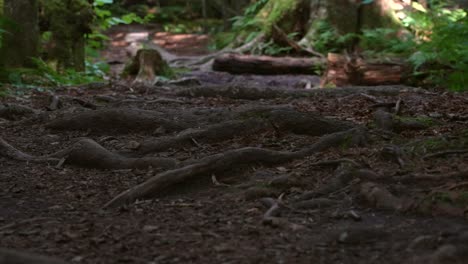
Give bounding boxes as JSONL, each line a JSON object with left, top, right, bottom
{"left": 1, "top": 26, "right": 468, "bottom": 264}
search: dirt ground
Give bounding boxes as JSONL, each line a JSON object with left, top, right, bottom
{"left": 1, "top": 25, "right": 468, "bottom": 264}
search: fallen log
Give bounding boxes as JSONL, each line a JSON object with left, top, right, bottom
{"left": 321, "top": 53, "right": 411, "bottom": 87}
{"left": 212, "top": 53, "right": 325, "bottom": 75}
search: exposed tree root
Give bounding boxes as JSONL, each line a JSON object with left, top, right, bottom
{"left": 138, "top": 118, "right": 271, "bottom": 154}
{"left": 372, "top": 104, "right": 429, "bottom": 133}
{"left": 380, "top": 145, "right": 408, "bottom": 167}
{"left": 0, "top": 217, "right": 54, "bottom": 232}
{"left": 308, "top": 158, "right": 360, "bottom": 168}
{"left": 45, "top": 108, "right": 191, "bottom": 133}
{"left": 298, "top": 165, "right": 379, "bottom": 201}
{"left": 0, "top": 248, "right": 69, "bottom": 264}
{"left": 423, "top": 149, "right": 468, "bottom": 160}
{"left": 396, "top": 170, "right": 468, "bottom": 182}
{"left": 0, "top": 137, "right": 60, "bottom": 163}
{"left": 0, "top": 138, "right": 177, "bottom": 170}
{"left": 109, "top": 98, "right": 189, "bottom": 108}
{"left": 408, "top": 244, "right": 468, "bottom": 264}
{"left": 177, "top": 85, "right": 426, "bottom": 100}
{"left": 104, "top": 128, "right": 368, "bottom": 208}
{"left": 138, "top": 108, "right": 354, "bottom": 154}
{"left": 359, "top": 182, "right": 406, "bottom": 211}
{"left": 0, "top": 103, "right": 38, "bottom": 120}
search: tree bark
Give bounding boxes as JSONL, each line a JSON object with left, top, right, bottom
{"left": 0, "top": 0, "right": 39, "bottom": 68}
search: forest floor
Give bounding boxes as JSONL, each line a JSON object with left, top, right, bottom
{"left": 1, "top": 25, "right": 468, "bottom": 264}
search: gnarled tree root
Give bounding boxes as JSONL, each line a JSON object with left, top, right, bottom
{"left": 46, "top": 108, "right": 190, "bottom": 133}
{"left": 138, "top": 118, "right": 272, "bottom": 154}
{"left": 0, "top": 137, "right": 59, "bottom": 163}
{"left": 104, "top": 128, "right": 368, "bottom": 208}
{"left": 0, "top": 103, "right": 38, "bottom": 121}
{"left": 138, "top": 108, "right": 354, "bottom": 154}
{"left": 0, "top": 137, "right": 177, "bottom": 170}
{"left": 374, "top": 110, "right": 430, "bottom": 132}
{"left": 0, "top": 248, "right": 69, "bottom": 264}
{"left": 177, "top": 85, "right": 426, "bottom": 100}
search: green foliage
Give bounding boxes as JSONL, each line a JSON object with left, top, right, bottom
{"left": 404, "top": 4, "right": 468, "bottom": 91}
{"left": 309, "top": 20, "right": 415, "bottom": 55}
{"left": 250, "top": 36, "right": 293, "bottom": 56}
{"left": 307, "top": 20, "right": 353, "bottom": 53}
{"left": 257, "top": 0, "right": 298, "bottom": 34}
{"left": 152, "top": 5, "right": 192, "bottom": 23}
{"left": 310, "top": 1, "right": 467, "bottom": 91}
{"left": 93, "top": 0, "right": 154, "bottom": 30}
{"left": 0, "top": 17, "right": 7, "bottom": 49}
{"left": 0, "top": 16, "right": 21, "bottom": 50}
{"left": 18, "top": 58, "right": 107, "bottom": 87}
{"left": 210, "top": 1, "right": 266, "bottom": 50}
{"left": 0, "top": 58, "right": 108, "bottom": 94}
{"left": 358, "top": 28, "right": 415, "bottom": 56}
{"left": 229, "top": 0, "right": 268, "bottom": 31}
{"left": 89, "top": 0, "right": 154, "bottom": 50}
{"left": 212, "top": 0, "right": 300, "bottom": 52}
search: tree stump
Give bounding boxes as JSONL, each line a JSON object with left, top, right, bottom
{"left": 123, "top": 49, "right": 173, "bottom": 85}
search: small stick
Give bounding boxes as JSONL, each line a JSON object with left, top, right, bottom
{"left": 211, "top": 174, "right": 231, "bottom": 187}
{"left": 360, "top": 93, "right": 380, "bottom": 103}
{"left": 394, "top": 97, "right": 403, "bottom": 115}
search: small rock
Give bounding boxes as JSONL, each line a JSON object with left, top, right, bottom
{"left": 72, "top": 256, "right": 84, "bottom": 262}
{"left": 143, "top": 225, "right": 159, "bottom": 232}
{"left": 243, "top": 187, "right": 277, "bottom": 201}
{"left": 347, "top": 210, "right": 362, "bottom": 221}
{"left": 268, "top": 174, "right": 298, "bottom": 187}
{"left": 126, "top": 141, "right": 141, "bottom": 150}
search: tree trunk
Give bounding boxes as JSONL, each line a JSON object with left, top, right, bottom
{"left": 257, "top": 0, "right": 311, "bottom": 37}
{"left": 40, "top": 0, "right": 93, "bottom": 72}
{"left": 0, "top": 0, "right": 39, "bottom": 68}
{"left": 326, "top": 0, "right": 402, "bottom": 35}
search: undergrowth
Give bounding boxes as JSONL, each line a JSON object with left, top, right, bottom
{"left": 310, "top": 0, "right": 467, "bottom": 91}
{"left": 404, "top": 3, "right": 467, "bottom": 91}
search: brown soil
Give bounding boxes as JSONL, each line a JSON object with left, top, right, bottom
{"left": 1, "top": 25, "right": 468, "bottom": 264}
